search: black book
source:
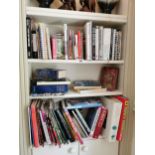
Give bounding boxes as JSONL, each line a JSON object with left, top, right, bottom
{"left": 26, "top": 17, "right": 32, "bottom": 58}
{"left": 55, "top": 109, "right": 74, "bottom": 142}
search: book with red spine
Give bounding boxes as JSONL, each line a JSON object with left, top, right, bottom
{"left": 31, "top": 101, "right": 39, "bottom": 147}
{"left": 93, "top": 106, "right": 107, "bottom": 139}
{"left": 77, "top": 31, "right": 83, "bottom": 60}
{"left": 62, "top": 102, "right": 83, "bottom": 144}
{"left": 115, "top": 96, "right": 128, "bottom": 141}
{"left": 51, "top": 36, "right": 57, "bottom": 59}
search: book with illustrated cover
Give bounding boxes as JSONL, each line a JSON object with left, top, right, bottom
{"left": 100, "top": 67, "right": 119, "bottom": 91}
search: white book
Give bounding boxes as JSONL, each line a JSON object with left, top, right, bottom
{"left": 45, "top": 27, "right": 52, "bottom": 59}
{"left": 111, "top": 29, "right": 117, "bottom": 60}
{"left": 99, "top": 26, "right": 104, "bottom": 60}
{"left": 74, "top": 34, "right": 78, "bottom": 59}
{"left": 36, "top": 81, "right": 71, "bottom": 86}
{"left": 39, "top": 23, "right": 48, "bottom": 59}
{"left": 39, "top": 111, "right": 51, "bottom": 144}
{"left": 102, "top": 97, "right": 122, "bottom": 142}
{"left": 114, "top": 31, "right": 119, "bottom": 60}
{"left": 76, "top": 88, "right": 107, "bottom": 94}
{"left": 64, "top": 24, "right": 68, "bottom": 60}
{"left": 117, "top": 31, "right": 122, "bottom": 60}
{"left": 84, "top": 22, "right": 92, "bottom": 60}
{"left": 103, "top": 28, "right": 112, "bottom": 60}
{"left": 95, "top": 26, "right": 99, "bottom": 60}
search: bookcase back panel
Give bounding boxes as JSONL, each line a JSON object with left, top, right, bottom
{"left": 29, "top": 64, "right": 124, "bottom": 91}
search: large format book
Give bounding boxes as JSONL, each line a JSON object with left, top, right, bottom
{"left": 103, "top": 28, "right": 112, "bottom": 60}
{"left": 84, "top": 21, "right": 92, "bottom": 60}
{"left": 62, "top": 102, "right": 83, "bottom": 144}
{"left": 77, "top": 31, "right": 83, "bottom": 60}
{"left": 102, "top": 97, "right": 122, "bottom": 142}
{"left": 99, "top": 26, "right": 104, "bottom": 60}
{"left": 93, "top": 106, "right": 107, "bottom": 138}
{"left": 72, "top": 80, "right": 101, "bottom": 90}
{"left": 66, "top": 98, "right": 102, "bottom": 110}
{"left": 55, "top": 109, "right": 74, "bottom": 142}
{"left": 33, "top": 68, "right": 66, "bottom": 81}
{"left": 100, "top": 67, "right": 119, "bottom": 91}
{"left": 26, "top": 17, "right": 32, "bottom": 58}
{"left": 31, "top": 84, "right": 69, "bottom": 94}
{"left": 31, "top": 101, "right": 39, "bottom": 147}
{"left": 115, "top": 96, "right": 128, "bottom": 141}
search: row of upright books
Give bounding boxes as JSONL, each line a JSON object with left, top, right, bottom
{"left": 28, "top": 96, "right": 128, "bottom": 148}
{"left": 26, "top": 17, "right": 122, "bottom": 61}
{"left": 30, "top": 66, "right": 119, "bottom": 95}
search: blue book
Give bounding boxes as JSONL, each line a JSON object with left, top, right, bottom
{"left": 33, "top": 69, "right": 66, "bottom": 81}
{"left": 31, "top": 85, "right": 68, "bottom": 94}
{"left": 66, "top": 101, "right": 102, "bottom": 110}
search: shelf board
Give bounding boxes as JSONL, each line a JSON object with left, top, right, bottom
{"left": 29, "top": 90, "right": 123, "bottom": 99}
{"left": 28, "top": 59, "right": 124, "bottom": 65}
{"left": 26, "top": 7, "right": 127, "bottom": 25}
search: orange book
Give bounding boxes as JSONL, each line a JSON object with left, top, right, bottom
{"left": 31, "top": 101, "right": 39, "bottom": 147}
{"left": 115, "top": 96, "right": 128, "bottom": 141}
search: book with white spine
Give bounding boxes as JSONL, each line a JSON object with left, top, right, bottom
{"left": 84, "top": 21, "right": 92, "bottom": 60}
{"left": 45, "top": 27, "right": 52, "bottom": 59}
{"left": 103, "top": 28, "right": 112, "bottom": 60}
{"left": 102, "top": 97, "right": 122, "bottom": 142}
{"left": 95, "top": 26, "right": 99, "bottom": 60}
{"left": 99, "top": 26, "right": 104, "bottom": 60}
{"left": 64, "top": 24, "right": 68, "bottom": 60}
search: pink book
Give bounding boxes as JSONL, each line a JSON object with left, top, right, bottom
{"left": 51, "top": 36, "right": 57, "bottom": 59}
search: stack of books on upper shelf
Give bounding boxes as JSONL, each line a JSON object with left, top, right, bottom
{"left": 28, "top": 96, "right": 128, "bottom": 148}
{"left": 31, "top": 68, "right": 71, "bottom": 94}
{"left": 30, "top": 66, "right": 119, "bottom": 96}
{"left": 26, "top": 17, "right": 122, "bottom": 61}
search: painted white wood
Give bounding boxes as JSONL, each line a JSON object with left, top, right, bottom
{"left": 80, "top": 139, "right": 118, "bottom": 155}
{"left": 32, "top": 142, "right": 78, "bottom": 155}
{"left": 29, "top": 90, "right": 123, "bottom": 99}
{"left": 28, "top": 59, "right": 124, "bottom": 65}
{"left": 26, "top": 7, "right": 127, "bottom": 25}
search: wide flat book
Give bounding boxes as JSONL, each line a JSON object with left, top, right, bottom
{"left": 102, "top": 97, "right": 122, "bottom": 142}
{"left": 75, "top": 88, "right": 107, "bottom": 94}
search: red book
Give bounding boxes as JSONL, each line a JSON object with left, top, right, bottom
{"left": 64, "top": 109, "right": 83, "bottom": 144}
{"left": 31, "top": 101, "right": 39, "bottom": 147}
{"left": 115, "top": 96, "right": 128, "bottom": 141}
{"left": 93, "top": 106, "right": 107, "bottom": 138}
{"left": 51, "top": 36, "right": 57, "bottom": 59}
{"left": 100, "top": 67, "right": 119, "bottom": 91}
{"left": 77, "top": 31, "right": 83, "bottom": 60}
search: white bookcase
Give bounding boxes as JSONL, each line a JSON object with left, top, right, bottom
{"left": 20, "top": 0, "right": 131, "bottom": 155}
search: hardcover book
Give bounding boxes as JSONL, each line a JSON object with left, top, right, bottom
{"left": 100, "top": 67, "right": 119, "bottom": 91}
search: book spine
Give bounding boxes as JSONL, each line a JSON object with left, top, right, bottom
{"left": 103, "top": 28, "right": 111, "bottom": 60}
{"left": 114, "top": 31, "right": 119, "bottom": 60}
{"left": 93, "top": 107, "right": 107, "bottom": 138}
{"left": 74, "top": 34, "right": 78, "bottom": 59}
{"left": 64, "top": 24, "right": 68, "bottom": 60}
{"left": 32, "top": 29, "right": 38, "bottom": 59}
{"left": 51, "top": 36, "right": 57, "bottom": 59}
{"left": 99, "top": 26, "right": 104, "bottom": 60}
{"left": 31, "top": 102, "right": 39, "bottom": 147}
{"left": 95, "top": 26, "right": 99, "bottom": 60}
{"left": 46, "top": 27, "right": 52, "bottom": 59}
{"left": 56, "top": 37, "right": 64, "bottom": 59}
{"left": 117, "top": 31, "right": 122, "bottom": 60}
{"left": 112, "top": 29, "right": 116, "bottom": 60}
{"left": 92, "top": 27, "right": 96, "bottom": 60}
{"left": 75, "top": 109, "right": 91, "bottom": 133}
{"left": 28, "top": 106, "right": 33, "bottom": 145}
{"left": 90, "top": 107, "right": 101, "bottom": 136}
{"left": 26, "top": 17, "right": 32, "bottom": 58}
{"left": 64, "top": 109, "right": 83, "bottom": 144}
{"left": 77, "top": 31, "right": 82, "bottom": 60}
{"left": 68, "top": 30, "right": 73, "bottom": 59}
{"left": 39, "top": 111, "right": 51, "bottom": 144}
{"left": 115, "top": 96, "right": 128, "bottom": 141}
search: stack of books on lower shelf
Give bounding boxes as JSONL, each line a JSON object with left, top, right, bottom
{"left": 28, "top": 96, "right": 128, "bottom": 148}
